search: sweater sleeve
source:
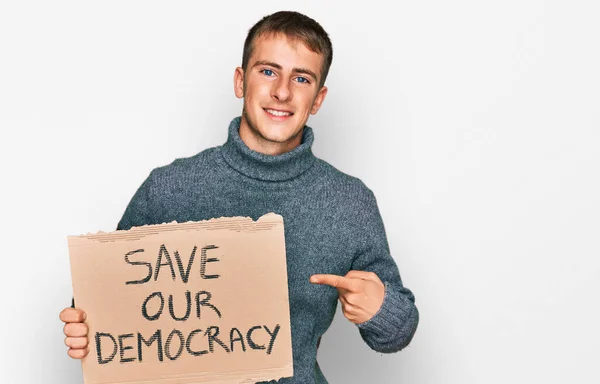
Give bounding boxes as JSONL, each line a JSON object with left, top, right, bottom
{"left": 351, "top": 188, "right": 419, "bottom": 353}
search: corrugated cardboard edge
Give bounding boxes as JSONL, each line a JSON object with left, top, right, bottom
{"left": 68, "top": 213, "right": 283, "bottom": 243}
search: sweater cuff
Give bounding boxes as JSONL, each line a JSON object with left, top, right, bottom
{"left": 356, "top": 282, "right": 412, "bottom": 337}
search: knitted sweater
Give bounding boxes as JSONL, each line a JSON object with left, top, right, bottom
{"left": 116, "top": 117, "right": 419, "bottom": 383}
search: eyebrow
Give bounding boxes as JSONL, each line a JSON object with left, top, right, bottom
{"left": 252, "top": 60, "right": 318, "bottom": 82}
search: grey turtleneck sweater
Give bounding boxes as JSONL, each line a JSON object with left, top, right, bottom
{"left": 116, "top": 117, "right": 419, "bottom": 383}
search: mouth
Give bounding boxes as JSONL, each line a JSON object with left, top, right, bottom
{"left": 263, "top": 108, "right": 294, "bottom": 120}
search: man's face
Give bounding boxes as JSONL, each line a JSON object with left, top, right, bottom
{"left": 234, "top": 33, "right": 328, "bottom": 155}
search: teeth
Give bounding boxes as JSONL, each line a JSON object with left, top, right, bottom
{"left": 266, "top": 109, "right": 291, "bottom": 117}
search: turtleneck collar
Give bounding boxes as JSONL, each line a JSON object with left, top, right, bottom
{"left": 219, "top": 116, "right": 317, "bottom": 182}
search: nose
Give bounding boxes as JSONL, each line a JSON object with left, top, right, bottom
{"left": 271, "top": 77, "right": 291, "bottom": 102}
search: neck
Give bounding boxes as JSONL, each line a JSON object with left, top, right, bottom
{"left": 238, "top": 115, "right": 303, "bottom": 156}
{"left": 219, "top": 116, "right": 317, "bottom": 182}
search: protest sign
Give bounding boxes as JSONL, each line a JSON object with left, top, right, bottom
{"left": 68, "top": 213, "right": 293, "bottom": 384}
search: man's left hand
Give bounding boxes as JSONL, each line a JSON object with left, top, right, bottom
{"left": 310, "top": 271, "right": 385, "bottom": 324}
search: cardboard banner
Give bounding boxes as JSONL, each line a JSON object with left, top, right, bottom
{"left": 68, "top": 213, "right": 293, "bottom": 384}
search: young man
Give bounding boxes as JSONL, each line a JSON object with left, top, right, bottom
{"left": 60, "top": 11, "right": 419, "bottom": 383}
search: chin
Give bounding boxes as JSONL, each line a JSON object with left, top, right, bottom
{"left": 259, "top": 128, "right": 297, "bottom": 144}
{"left": 243, "top": 107, "right": 305, "bottom": 147}
{"left": 256, "top": 120, "right": 302, "bottom": 144}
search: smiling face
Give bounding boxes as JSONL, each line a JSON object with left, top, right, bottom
{"left": 234, "top": 33, "right": 328, "bottom": 155}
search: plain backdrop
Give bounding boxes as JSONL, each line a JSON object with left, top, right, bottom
{"left": 1, "top": 1, "right": 599, "bottom": 383}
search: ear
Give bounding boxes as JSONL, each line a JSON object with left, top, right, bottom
{"left": 233, "top": 67, "right": 245, "bottom": 99}
{"left": 310, "top": 86, "right": 328, "bottom": 115}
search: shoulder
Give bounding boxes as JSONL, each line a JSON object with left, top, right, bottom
{"left": 310, "top": 158, "right": 384, "bottom": 244}
{"left": 144, "top": 146, "right": 220, "bottom": 187}
{"left": 313, "top": 157, "right": 377, "bottom": 206}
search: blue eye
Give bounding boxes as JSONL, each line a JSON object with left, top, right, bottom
{"left": 262, "top": 69, "right": 274, "bottom": 76}
{"left": 296, "top": 76, "right": 309, "bottom": 83}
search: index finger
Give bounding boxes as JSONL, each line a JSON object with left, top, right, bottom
{"left": 310, "top": 274, "right": 358, "bottom": 291}
{"left": 345, "top": 270, "right": 380, "bottom": 282}
{"left": 60, "top": 308, "right": 86, "bottom": 323}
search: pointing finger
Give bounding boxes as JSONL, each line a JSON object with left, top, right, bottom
{"left": 310, "top": 274, "right": 358, "bottom": 291}
{"left": 345, "top": 270, "right": 380, "bottom": 283}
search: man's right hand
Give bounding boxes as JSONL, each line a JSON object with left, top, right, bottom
{"left": 60, "top": 307, "right": 89, "bottom": 359}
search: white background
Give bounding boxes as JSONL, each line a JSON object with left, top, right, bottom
{"left": 1, "top": 1, "right": 599, "bottom": 383}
